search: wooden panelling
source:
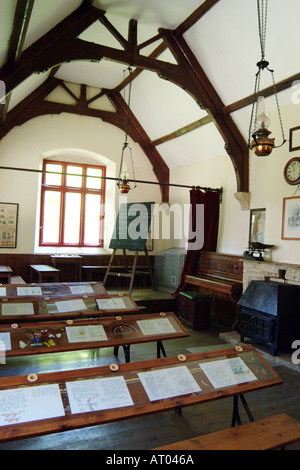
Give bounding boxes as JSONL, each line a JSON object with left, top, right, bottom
{"left": 0, "top": 254, "right": 154, "bottom": 285}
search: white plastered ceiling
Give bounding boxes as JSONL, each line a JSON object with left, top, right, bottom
{"left": 1, "top": 0, "right": 299, "bottom": 170}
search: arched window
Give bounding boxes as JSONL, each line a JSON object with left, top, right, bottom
{"left": 39, "top": 160, "right": 106, "bottom": 247}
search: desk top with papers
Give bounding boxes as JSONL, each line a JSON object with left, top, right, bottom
{"left": 0, "top": 292, "right": 139, "bottom": 323}
{"left": 0, "top": 345, "right": 282, "bottom": 443}
{"left": 0, "top": 282, "right": 107, "bottom": 299}
{"left": 0, "top": 312, "right": 188, "bottom": 357}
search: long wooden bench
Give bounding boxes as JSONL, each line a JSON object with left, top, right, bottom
{"left": 154, "top": 413, "right": 300, "bottom": 450}
{"left": 81, "top": 265, "right": 151, "bottom": 281}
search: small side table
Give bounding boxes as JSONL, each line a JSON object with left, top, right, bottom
{"left": 0, "top": 265, "right": 13, "bottom": 284}
{"left": 50, "top": 255, "right": 82, "bottom": 281}
{"left": 29, "top": 265, "right": 60, "bottom": 283}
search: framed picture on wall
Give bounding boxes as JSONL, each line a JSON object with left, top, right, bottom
{"left": 282, "top": 196, "right": 300, "bottom": 240}
{"left": 0, "top": 202, "right": 19, "bottom": 248}
{"left": 289, "top": 126, "right": 300, "bottom": 152}
{"left": 249, "top": 208, "right": 266, "bottom": 244}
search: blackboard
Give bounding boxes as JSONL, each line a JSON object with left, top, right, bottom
{"left": 109, "top": 202, "right": 154, "bottom": 251}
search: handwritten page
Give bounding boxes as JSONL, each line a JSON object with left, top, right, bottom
{"left": 137, "top": 318, "right": 176, "bottom": 336}
{"left": 17, "top": 287, "right": 43, "bottom": 296}
{"left": 66, "top": 325, "right": 108, "bottom": 343}
{"left": 199, "top": 357, "right": 257, "bottom": 389}
{"left": 0, "top": 332, "right": 11, "bottom": 351}
{"left": 0, "top": 384, "right": 65, "bottom": 426}
{"left": 2, "top": 303, "right": 35, "bottom": 316}
{"left": 55, "top": 299, "right": 87, "bottom": 313}
{"left": 69, "top": 285, "right": 94, "bottom": 295}
{"left": 66, "top": 376, "right": 133, "bottom": 414}
{"left": 0, "top": 287, "right": 6, "bottom": 297}
{"left": 138, "top": 366, "right": 201, "bottom": 401}
{"left": 96, "top": 298, "right": 126, "bottom": 310}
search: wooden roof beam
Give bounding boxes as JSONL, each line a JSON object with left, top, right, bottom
{"left": 150, "top": 115, "right": 213, "bottom": 147}
{"left": 0, "top": 0, "right": 34, "bottom": 123}
{"left": 224, "top": 72, "right": 300, "bottom": 115}
{"left": 0, "top": 4, "right": 103, "bottom": 96}
{"left": 159, "top": 28, "right": 249, "bottom": 193}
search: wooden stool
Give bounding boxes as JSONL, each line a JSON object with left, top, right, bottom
{"left": 29, "top": 265, "right": 60, "bottom": 283}
{"left": 178, "top": 291, "right": 212, "bottom": 329}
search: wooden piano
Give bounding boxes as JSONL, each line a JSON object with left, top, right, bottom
{"left": 185, "top": 251, "right": 243, "bottom": 329}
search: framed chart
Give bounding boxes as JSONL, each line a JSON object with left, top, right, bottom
{"left": 0, "top": 203, "right": 19, "bottom": 248}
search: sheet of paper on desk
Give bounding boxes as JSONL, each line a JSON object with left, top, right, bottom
{"left": 2, "top": 302, "right": 35, "bottom": 316}
{"left": 0, "top": 287, "right": 6, "bottom": 297}
{"left": 66, "top": 325, "right": 108, "bottom": 343}
{"left": 199, "top": 357, "right": 257, "bottom": 389}
{"left": 96, "top": 297, "right": 126, "bottom": 310}
{"left": 138, "top": 365, "right": 201, "bottom": 401}
{"left": 17, "top": 287, "right": 43, "bottom": 296}
{"left": 69, "top": 285, "right": 94, "bottom": 294}
{"left": 0, "top": 384, "right": 65, "bottom": 426}
{"left": 55, "top": 299, "right": 87, "bottom": 313}
{"left": 66, "top": 376, "right": 134, "bottom": 414}
{"left": 137, "top": 318, "right": 176, "bottom": 335}
{"left": 0, "top": 332, "right": 11, "bottom": 351}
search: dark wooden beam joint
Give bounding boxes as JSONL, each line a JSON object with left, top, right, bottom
{"left": 159, "top": 28, "right": 249, "bottom": 193}
{"left": 127, "top": 19, "right": 138, "bottom": 59}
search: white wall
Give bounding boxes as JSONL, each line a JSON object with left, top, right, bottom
{"left": 0, "top": 113, "right": 161, "bottom": 254}
{"left": 170, "top": 153, "right": 249, "bottom": 255}
{"left": 169, "top": 99, "right": 300, "bottom": 265}
{"left": 0, "top": 98, "right": 299, "bottom": 264}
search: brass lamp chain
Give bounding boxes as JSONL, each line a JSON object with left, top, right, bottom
{"left": 123, "top": 66, "right": 133, "bottom": 146}
{"left": 248, "top": 0, "right": 286, "bottom": 149}
{"left": 118, "top": 66, "right": 137, "bottom": 190}
{"left": 258, "top": 0, "right": 268, "bottom": 61}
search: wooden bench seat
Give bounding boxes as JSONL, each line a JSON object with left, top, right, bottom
{"left": 81, "top": 265, "right": 150, "bottom": 281}
{"left": 154, "top": 414, "right": 300, "bottom": 450}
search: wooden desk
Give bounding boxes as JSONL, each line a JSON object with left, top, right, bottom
{"left": 50, "top": 255, "right": 82, "bottom": 281}
{"left": 0, "top": 281, "right": 107, "bottom": 299}
{"left": 0, "top": 266, "right": 13, "bottom": 284}
{"left": 0, "top": 346, "right": 282, "bottom": 444}
{"left": 29, "top": 265, "right": 60, "bottom": 283}
{"left": 0, "top": 293, "right": 139, "bottom": 324}
{"left": 0, "top": 312, "right": 188, "bottom": 363}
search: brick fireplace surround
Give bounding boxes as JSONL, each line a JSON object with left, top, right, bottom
{"left": 243, "top": 259, "right": 300, "bottom": 292}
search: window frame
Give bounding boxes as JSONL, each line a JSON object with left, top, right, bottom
{"left": 39, "top": 159, "right": 106, "bottom": 248}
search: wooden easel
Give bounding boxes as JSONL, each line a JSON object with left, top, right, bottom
{"left": 104, "top": 201, "right": 155, "bottom": 294}
{"left": 103, "top": 247, "right": 154, "bottom": 294}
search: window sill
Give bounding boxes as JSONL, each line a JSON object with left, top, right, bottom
{"left": 34, "top": 247, "right": 112, "bottom": 255}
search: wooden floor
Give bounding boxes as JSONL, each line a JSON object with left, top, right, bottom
{"left": 0, "top": 288, "right": 299, "bottom": 451}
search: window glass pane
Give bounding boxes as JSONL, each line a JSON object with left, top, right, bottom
{"left": 84, "top": 194, "right": 101, "bottom": 244}
{"left": 42, "top": 191, "right": 61, "bottom": 243}
{"left": 63, "top": 193, "right": 81, "bottom": 244}
{"left": 45, "top": 164, "right": 62, "bottom": 186}
{"left": 86, "top": 167, "right": 103, "bottom": 190}
{"left": 66, "top": 166, "right": 82, "bottom": 188}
